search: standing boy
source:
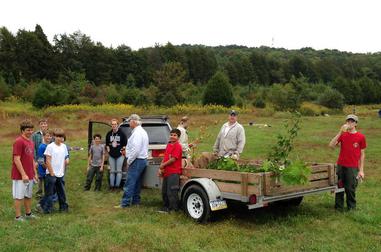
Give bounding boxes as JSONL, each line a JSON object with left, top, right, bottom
{"left": 329, "top": 114, "right": 366, "bottom": 210}
{"left": 158, "top": 129, "right": 183, "bottom": 213}
{"left": 37, "top": 130, "right": 52, "bottom": 201}
{"left": 32, "top": 118, "right": 48, "bottom": 196}
{"left": 11, "top": 120, "right": 38, "bottom": 221}
{"left": 42, "top": 128, "right": 69, "bottom": 213}
{"left": 84, "top": 134, "right": 105, "bottom": 191}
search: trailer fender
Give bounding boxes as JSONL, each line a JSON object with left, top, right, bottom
{"left": 181, "top": 178, "right": 222, "bottom": 202}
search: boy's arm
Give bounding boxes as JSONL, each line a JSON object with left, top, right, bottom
{"left": 14, "top": 156, "right": 29, "bottom": 182}
{"left": 160, "top": 157, "right": 176, "bottom": 170}
{"left": 358, "top": 149, "right": 365, "bottom": 179}
{"left": 45, "top": 155, "right": 55, "bottom": 176}
{"left": 100, "top": 150, "right": 105, "bottom": 172}
{"left": 329, "top": 125, "right": 347, "bottom": 148}
{"left": 87, "top": 153, "right": 92, "bottom": 171}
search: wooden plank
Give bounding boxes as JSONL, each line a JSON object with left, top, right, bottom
{"left": 215, "top": 181, "right": 241, "bottom": 194}
{"left": 241, "top": 173, "right": 248, "bottom": 197}
{"left": 311, "top": 165, "right": 329, "bottom": 173}
{"left": 247, "top": 173, "right": 261, "bottom": 184}
{"left": 328, "top": 164, "right": 335, "bottom": 185}
{"left": 310, "top": 172, "right": 329, "bottom": 181}
{"left": 183, "top": 168, "right": 242, "bottom": 182}
{"left": 247, "top": 185, "right": 261, "bottom": 195}
{"left": 266, "top": 180, "right": 330, "bottom": 195}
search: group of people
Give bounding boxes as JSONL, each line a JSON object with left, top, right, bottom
{"left": 11, "top": 119, "right": 70, "bottom": 221}
{"left": 11, "top": 111, "right": 366, "bottom": 220}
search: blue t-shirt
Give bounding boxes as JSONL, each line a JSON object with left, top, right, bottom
{"left": 37, "top": 143, "right": 47, "bottom": 177}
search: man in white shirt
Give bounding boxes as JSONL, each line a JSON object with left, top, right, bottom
{"left": 117, "top": 114, "right": 149, "bottom": 208}
{"left": 213, "top": 110, "right": 246, "bottom": 159}
{"left": 42, "top": 128, "right": 69, "bottom": 213}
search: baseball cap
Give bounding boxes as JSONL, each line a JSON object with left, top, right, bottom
{"left": 126, "top": 114, "right": 141, "bottom": 122}
{"left": 346, "top": 114, "right": 358, "bottom": 122}
{"left": 229, "top": 110, "right": 238, "bottom": 116}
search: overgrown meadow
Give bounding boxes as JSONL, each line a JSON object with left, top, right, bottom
{"left": 0, "top": 102, "right": 380, "bottom": 251}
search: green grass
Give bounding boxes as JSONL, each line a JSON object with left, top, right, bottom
{"left": 1, "top": 106, "right": 381, "bottom": 251}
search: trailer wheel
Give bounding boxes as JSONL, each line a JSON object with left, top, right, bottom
{"left": 182, "top": 185, "right": 211, "bottom": 223}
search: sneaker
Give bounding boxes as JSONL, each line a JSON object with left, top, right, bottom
{"left": 25, "top": 213, "right": 39, "bottom": 220}
{"left": 157, "top": 207, "right": 170, "bottom": 214}
{"left": 15, "top": 216, "right": 25, "bottom": 222}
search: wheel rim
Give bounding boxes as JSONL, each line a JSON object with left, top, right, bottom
{"left": 187, "top": 193, "right": 204, "bottom": 219}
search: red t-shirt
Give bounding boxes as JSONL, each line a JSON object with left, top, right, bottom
{"left": 163, "top": 141, "right": 182, "bottom": 178}
{"left": 11, "top": 136, "right": 35, "bottom": 180}
{"left": 337, "top": 132, "right": 366, "bottom": 168}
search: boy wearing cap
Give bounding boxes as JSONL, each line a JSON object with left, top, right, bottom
{"left": 329, "top": 114, "right": 366, "bottom": 210}
{"left": 213, "top": 110, "right": 246, "bottom": 159}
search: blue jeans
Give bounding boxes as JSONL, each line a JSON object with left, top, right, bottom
{"left": 120, "top": 159, "right": 147, "bottom": 207}
{"left": 42, "top": 175, "right": 68, "bottom": 213}
{"left": 109, "top": 156, "right": 125, "bottom": 187}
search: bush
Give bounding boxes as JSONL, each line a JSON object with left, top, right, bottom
{"left": 203, "top": 71, "right": 235, "bottom": 107}
{"left": 32, "top": 80, "right": 55, "bottom": 108}
{"left": 317, "top": 87, "right": 344, "bottom": 109}
{"left": 299, "top": 102, "right": 329, "bottom": 116}
{"left": 267, "top": 83, "right": 301, "bottom": 111}
{"left": 253, "top": 97, "right": 266, "bottom": 108}
{"left": 0, "top": 76, "right": 11, "bottom": 100}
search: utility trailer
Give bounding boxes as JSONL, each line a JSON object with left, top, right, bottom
{"left": 179, "top": 163, "right": 343, "bottom": 222}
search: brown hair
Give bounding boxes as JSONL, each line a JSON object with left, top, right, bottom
{"left": 53, "top": 128, "right": 65, "bottom": 138}
{"left": 42, "top": 129, "right": 53, "bottom": 136}
{"left": 38, "top": 118, "right": 48, "bottom": 124}
{"left": 20, "top": 120, "right": 34, "bottom": 132}
{"left": 180, "top": 116, "right": 189, "bottom": 123}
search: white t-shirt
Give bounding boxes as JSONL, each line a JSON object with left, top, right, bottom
{"left": 44, "top": 142, "right": 69, "bottom": 177}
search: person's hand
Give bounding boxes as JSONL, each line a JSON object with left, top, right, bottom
{"left": 357, "top": 171, "right": 365, "bottom": 180}
{"left": 100, "top": 166, "right": 104, "bottom": 172}
{"left": 22, "top": 174, "right": 29, "bottom": 183}
{"left": 87, "top": 166, "right": 90, "bottom": 172}
{"left": 34, "top": 174, "right": 39, "bottom": 183}
{"left": 157, "top": 169, "right": 163, "bottom": 177}
{"left": 340, "top": 124, "right": 349, "bottom": 133}
{"left": 159, "top": 163, "right": 165, "bottom": 170}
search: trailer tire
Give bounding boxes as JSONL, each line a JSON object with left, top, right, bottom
{"left": 182, "top": 185, "right": 211, "bottom": 223}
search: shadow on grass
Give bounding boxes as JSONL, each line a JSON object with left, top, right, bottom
{"left": 210, "top": 200, "right": 333, "bottom": 225}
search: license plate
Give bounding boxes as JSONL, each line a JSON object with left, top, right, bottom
{"left": 210, "top": 199, "right": 227, "bottom": 211}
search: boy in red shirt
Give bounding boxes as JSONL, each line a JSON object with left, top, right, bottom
{"left": 329, "top": 114, "right": 366, "bottom": 210}
{"left": 12, "top": 120, "right": 38, "bottom": 221}
{"left": 158, "top": 129, "right": 182, "bottom": 213}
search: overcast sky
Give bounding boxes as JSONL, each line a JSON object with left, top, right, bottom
{"left": 1, "top": 0, "right": 380, "bottom": 53}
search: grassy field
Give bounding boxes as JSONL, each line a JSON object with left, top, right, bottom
{"left": 0, "top": 104, "right": 380, "bottom": 251}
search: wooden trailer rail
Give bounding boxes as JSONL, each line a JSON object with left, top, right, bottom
{"left": 183, "top": 168, "right": 263, "bottom": 197}
{"left": 183, "top": 163, "right": 336, "bottom": 198}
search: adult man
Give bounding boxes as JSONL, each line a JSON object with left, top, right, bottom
{"left": 329, "top": 114, "right": 366, "bottom": 211}
{"left": 106, "top": 119, "right": 127, "bottom": 190}
{"left": 213, "top": 110, "right": 246, "bottom": 159}
{"left": 11, "top": 120, "right": 38, "bottom": 221}
{"left": 117, "top": 114, "right": 148, "bottom": 208}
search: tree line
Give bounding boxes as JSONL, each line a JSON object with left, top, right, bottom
{"left": 1, "top": 24, "right": 381, "bottom": 109}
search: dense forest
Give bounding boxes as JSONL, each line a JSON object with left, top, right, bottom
{"left": 1, "top": 24, "right": 381, "bottom": 110}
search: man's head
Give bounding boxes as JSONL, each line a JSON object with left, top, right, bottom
{"left": 20, "top": 120, "right": 34, "bottom": 138}
{"left": 127, "top": 114, "right": 141, "bottom": 129}
{"left": 169, "top": 128, "right": 181, "bottom": 143}
{"left": 38, "top": 118, "right": 48, "bottom": 131}
{"left": 345, "top": 114, "right": 358, "bottom": 131}
{"left": 93, "top": 134, "right": 102, "bottom": 145}
{"left": 53, "top": 128, "right": 65, "bottom": 144}
{"left": 111, "top": 119, "right": 118, "bottom": 132}
{"left": 179, "top": 116, "right": 189, "bottom": 129}
{"left": 228, "top": 110, "right": 238, "bottom": 124}
{"left": 42, "top": 129, "right": 53, "bottom": 144}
